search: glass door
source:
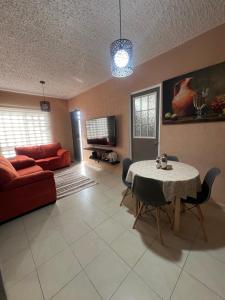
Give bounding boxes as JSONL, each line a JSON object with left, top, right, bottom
{"left": 131, "top": 87, "right": 160, "bottom": 161}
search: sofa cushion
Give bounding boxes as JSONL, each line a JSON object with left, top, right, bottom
{"left": 15, "top": 143, "right": 62, "bottom": 160}
{"left": 0, "top": 156, "right": 18, "bottom": 186}
{"left": 9, "top": 155, "right": 35, "bottom": 170}
{"left": 17, "top": 165, "right": 43, "bottom": 176}
{"left": 15, "top": 145, "right": 43, "bottom": 160}
{"left": 36, "top": 156, "right": 62, "bottom": 170}
{"left": 45, "top": 156, "right": 62, "bottom": 170}
{"left": 35, "top": 158, "right": 49, "bottom": 170}
{"left": 40, "top": 143, "right": 61, "bottom": 158}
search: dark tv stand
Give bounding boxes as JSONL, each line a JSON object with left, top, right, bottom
{"left": 83, "top": 147, "right": 120, "bottom": 165}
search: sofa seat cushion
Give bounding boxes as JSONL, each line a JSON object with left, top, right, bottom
{"left": 35, "top": 158, "right": 49, "bottom": 170}
{"left": 0, "top": 156, "right": 18, "bottom": 186}
{"left": 17, "top": 165, "right": 43, "bottom": 176}
{"left": 46, "top": 156, "right": 62, "bottom": 170}
{"left": 36, "top": 156, "right": 62, "bottom": 170}
{"left": 9, "top": 155, "right": 35, "bottom": 170}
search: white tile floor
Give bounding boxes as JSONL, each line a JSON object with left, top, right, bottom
{"left": 1, "top": 163, "right": 225, "bottom": 300}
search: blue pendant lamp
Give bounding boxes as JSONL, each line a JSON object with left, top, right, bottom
{"left": 110, "top": 0, "right": 133, "bottom": 77}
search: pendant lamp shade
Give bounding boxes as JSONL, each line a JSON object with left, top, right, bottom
{"left": 111, "top": 38, "right": 133, "bottom": 77}
{"left": 110, "top": 0, "right": 133, "bottom": 77}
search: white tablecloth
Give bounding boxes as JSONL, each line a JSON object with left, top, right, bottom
{"left": 126, "top": 160, "right": 201, "bottom": 202}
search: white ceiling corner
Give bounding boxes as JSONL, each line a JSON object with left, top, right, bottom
{"left": 0, "top": 0, "right": 224, "bottom": 99}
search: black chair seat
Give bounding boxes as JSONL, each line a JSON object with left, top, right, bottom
{"left": 120, "top": 158, "right": 133, "bottom": 207}
{"left": 132, "top": 175, "right": 172, "bottom": 244}
{"left": 181, "top": 193, "right": 205, "bottom": 205}
{"left": 181, "top": 167, "right": 221, "bottom": 242}
{"left": 167, "top": 155, "right": 179, "bottom": 162}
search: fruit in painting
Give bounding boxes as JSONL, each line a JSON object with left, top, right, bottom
{"left": 211, "top": 95, "right": 225, "bottom": 114}
{"left": 171, "top": 113, "right": 178, "bottom": 120}
{"left": 165, "top": 112, "right": 172, "bottom": 119}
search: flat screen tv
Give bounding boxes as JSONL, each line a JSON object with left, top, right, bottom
{"left": 86, "top": 116, "right": 116, "bottom": 146}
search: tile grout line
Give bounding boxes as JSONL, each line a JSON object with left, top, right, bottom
{"left": 168, "top": 225, "right": 207, "bottom": 300}
{"left": 22, "top": 209, "right": 92, "bottom": 299}
{"left": 126, "top": 214, "right": 197, "bottom": 300}
{"left": 130, "top": 236, "right": 164, "bottom": 300}
{"left": 108, "top": 270, "right": 132, "bottom": 300}
{"left": 48, "top": 270, "right": 83, "bottom": 300}
{"left": 81, "top": 265, "right": 104, "bottom": 300}
{"left": 106, "top": 219, "right": 164, "bottom": 300}
{"left": 109, "top": 231, "right": 164, "bottom": 300}
{"left": 46, "top": 206, "right": 106, "bottom": 300}
{"left": 183, "top": 268, "right": 225, "bottom": 300}
{"left": 168, "top": 240, "right": 194, "bottom": 300}
{"left": 70, "top": 247, "right": 104, "bottom": 300}
{"left": 179, "top": 222, "right": 225, "bottom": 300}
{"left": 72, "top": 217, "right": 152, "bottom": 300}
{"left": 91, "top": 199, "right": 185, "bottom": 300}
{"left": 41, "top": 226, "right": 86, "bottom": 299}
{"left": 22, "top": 218, "right": 46, "bottom": 300}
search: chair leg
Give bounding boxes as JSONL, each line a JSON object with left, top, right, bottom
{"left": 133, "top": 202, "right": 144, "bottom": 229}
{"left": 156, "top": 208, "right": 163, "bottom": 245}
{"left": 120, "top": 187, "right": 129, "bottom": 206}
{"left": 135, "top": 198, "right": 139, "bottom": 217}
{"left": 196, "top": 205, "right": 208, "bottom": 242}
{"left": 181, "top": 203, "right": 186, "bottom": 213}
{"left": 160, "top": 207, "right": 172, "bottom": 225}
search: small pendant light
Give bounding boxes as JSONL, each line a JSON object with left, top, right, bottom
{"left": 40, "top": 81, "right": 50, "bottom": 112}
{"left": 110, "top": 0, "right": 133, "bottom": 77}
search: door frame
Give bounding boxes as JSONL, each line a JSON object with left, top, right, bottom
{"left": 70, "top": 109, "right": 83, "bottom": 162}
{"left": 128, "top": 83, "right": 162, "bottom": 159}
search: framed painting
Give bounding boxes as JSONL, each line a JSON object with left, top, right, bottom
{"left": 162, "top": 61, "right": 225, "bottom": 124}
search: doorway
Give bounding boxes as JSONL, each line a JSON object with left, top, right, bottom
{"left": 130, "top": 86, "right": 160, "bottom": 161}
{"left": 70, "top": 110, "right": 83, "bottom": 162}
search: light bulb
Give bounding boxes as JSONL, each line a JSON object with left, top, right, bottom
{"left": 114, "top": 49, "right": 129, "bottom": 68}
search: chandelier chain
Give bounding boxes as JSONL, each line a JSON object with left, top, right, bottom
{"left": 119, "top": 0, "right": 122, "bottom": 39}
{"left": 40, "top": 81, "right": 46, "bottom": 101}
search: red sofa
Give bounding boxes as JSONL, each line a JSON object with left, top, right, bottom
{"left": 0, "top": 156, "right": 56, "bottom": 223}
{"left": 15, "top": 142, "right": 71, "bottom": 171}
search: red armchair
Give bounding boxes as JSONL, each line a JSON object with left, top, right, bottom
{"left": 0, "top": 156, "right": 56, "bottom": 223}
{"left": 15, "top": 143, "right": 71, "bottom": 171}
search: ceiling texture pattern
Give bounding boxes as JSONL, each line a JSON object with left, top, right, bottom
{"left": 0, "top": 0, "right": 225, "bottom": 99}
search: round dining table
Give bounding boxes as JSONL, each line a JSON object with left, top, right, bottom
{"left": 126, "top": 160, "right": 201, "bottom": 232}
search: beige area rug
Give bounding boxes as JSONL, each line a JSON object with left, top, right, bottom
{"left": 54, "top": 166, "right": 97, "bottom": 199}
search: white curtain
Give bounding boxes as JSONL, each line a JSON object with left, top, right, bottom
{"left": 0, "top": 107, "right": 52, "bottom": 158}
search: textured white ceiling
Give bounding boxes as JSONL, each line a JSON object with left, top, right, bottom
{"left": 0, "top": 0, "right": 225, "bottom": 99}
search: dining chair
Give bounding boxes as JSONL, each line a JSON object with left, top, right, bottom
{"left": 167, "top": 155, "right": 179, "bottom": 162}
{"left": 132, "top": 175, "right": 172, "bottom": 244}
{"left": 120, "top": 158, "right": 133, "bottom": 207}
{"left": 181, "top": 167, "right": 221, "bottom": 241}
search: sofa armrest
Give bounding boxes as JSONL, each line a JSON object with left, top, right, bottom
{"left": 57, "top": 148, "right": 71, "bottom": 166}
{"left": 4, "top": 171, "right": 54, "bottom": 190}
{"left": 57, "top": 148, "right": 69, "bottom": 157}
{"left": 9, "top": 155, "right": 35, "bottom": 170}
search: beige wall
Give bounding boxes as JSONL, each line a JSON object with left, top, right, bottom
{"left": 69, "top": 24, "right": 225, "bottom": 205}
{"left": 0, "top": 91, "right": 74, "bottom": 157}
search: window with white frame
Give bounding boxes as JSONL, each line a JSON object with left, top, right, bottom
{"left": 133, "top": 92, "right": 157, "bottom": 138}
{"left": 0, "top": 107, "right": 52, "bottom": 158}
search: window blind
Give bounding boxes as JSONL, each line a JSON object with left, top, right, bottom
{"left": 0, "top": 107, "right": 52, "bottom": 158}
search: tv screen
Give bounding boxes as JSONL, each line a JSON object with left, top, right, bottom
{"left": 86, "top": 116, "right": 116, "bottom": 146}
